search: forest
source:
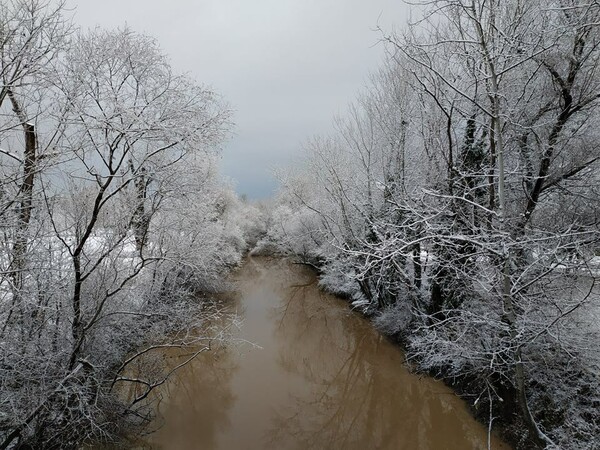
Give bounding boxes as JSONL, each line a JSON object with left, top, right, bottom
{"left": 0, "top": 0, "right": 262, "bottom": 447}
{"left": 1, "top": 0, "right": 599, "bottom": 449}
{"left": 257, "top": 0, "right": 600, "bottom": 448}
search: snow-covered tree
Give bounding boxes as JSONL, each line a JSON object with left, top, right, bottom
{"left": 266, "top": 1, "right": 600, "bottom": 447}
{"left": 0, "top": 4, "right": 247, "bottom": 448}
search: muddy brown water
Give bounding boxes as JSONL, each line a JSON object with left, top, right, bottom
{"left": 140, "top": 257, "right": 509, "bottom": 450}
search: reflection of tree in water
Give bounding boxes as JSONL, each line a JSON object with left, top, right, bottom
{"left": 266, "top": 263, "right": 500, "bottom": 450}
{"left": 137, "top": 299, "right": 241, "bottom": 450}
{"left": 146, "top": 346, "right": 237, "bottom": 450}
{"left": 241, "top": 257, "right": 303, "bottom": 294}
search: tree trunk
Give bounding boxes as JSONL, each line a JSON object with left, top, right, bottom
{"left": 2, "top": 91, "right": 38, "bottom": 335}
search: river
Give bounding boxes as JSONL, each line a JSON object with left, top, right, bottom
{"left": 140, "top": 257, "right": 509, "bottom": 449}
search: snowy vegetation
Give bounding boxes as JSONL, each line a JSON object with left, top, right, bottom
{"left": 260, "top": 1, "right": 600, "bottom": 448}
{"left": 0, "top": 1, "right": 263, "bottom": 447}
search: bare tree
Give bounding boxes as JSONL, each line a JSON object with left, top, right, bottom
{"left": 266, "top": 1, "right": 600, "bottom": 448}
{"left": 0, "top": 0, "right": 69, "bottom": 335}
{"left": 0, "top": 7, "right": 243, "bottom": 448}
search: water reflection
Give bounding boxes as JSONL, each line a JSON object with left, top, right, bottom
{"left": 266, "top": 263, "right": 504, "bottom": 449}
{"left": 141, "top": 345, "right": 237, "bottom": 449}
{"left": 143, "top": 257, "right": 508, "bottom": 450}
{"left": 137, "top": 300, "right": 241, "bottom": 450}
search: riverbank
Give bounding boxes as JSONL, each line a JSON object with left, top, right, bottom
{"left": 133, "top": 257, "right": 509, "bottom": 449}
{"left": 304, "top": 257, "right": 598, "bottom": 450}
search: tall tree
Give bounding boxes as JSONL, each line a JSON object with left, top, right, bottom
{"left": 0, "top": 6, "right": 239, "bottom": 448}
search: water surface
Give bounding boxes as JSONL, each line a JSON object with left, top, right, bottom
{"left": 145, "top": 257, "right": 509, "bottom": 450}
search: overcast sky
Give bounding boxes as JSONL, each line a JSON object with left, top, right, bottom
{"left": 66, "top": 1, "right": 412, "bottom": 199}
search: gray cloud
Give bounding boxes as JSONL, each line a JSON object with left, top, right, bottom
{"left": 66, "top": 0, "right": 411, "bottom": 199}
